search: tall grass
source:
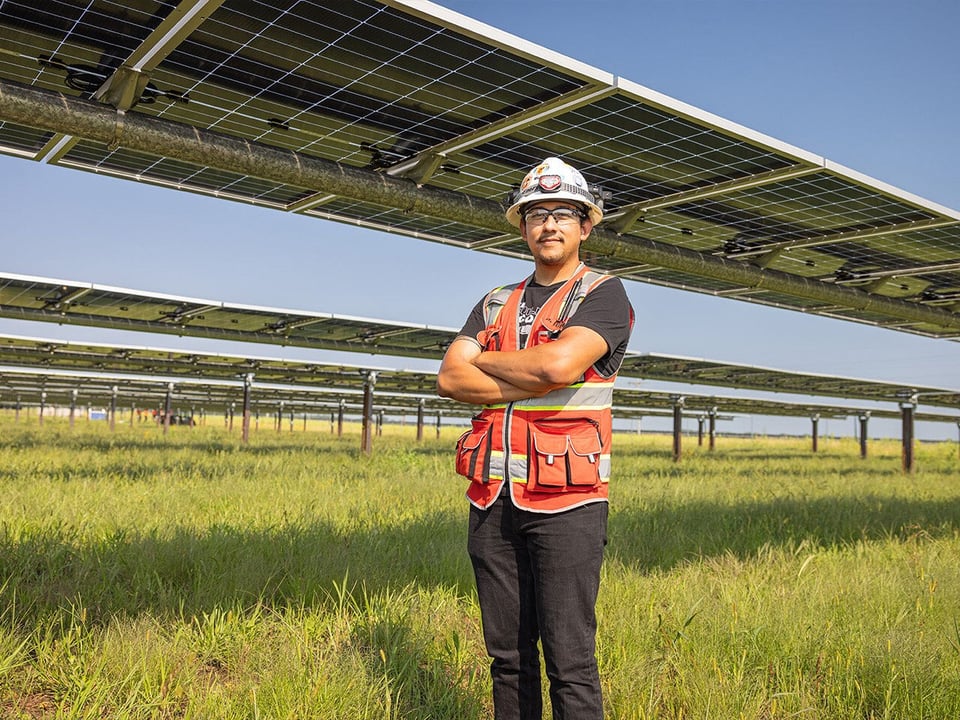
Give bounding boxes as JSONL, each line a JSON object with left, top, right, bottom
{"left": 0, "top": 418, "right": 957, "bottom": 718}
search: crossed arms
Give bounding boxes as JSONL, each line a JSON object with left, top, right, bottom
{"left": 436, "top": 325, "right": 609, "bottom": 406}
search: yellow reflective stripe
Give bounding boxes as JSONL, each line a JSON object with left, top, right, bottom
{"left": 513, "top": 402, "right": 610, "bottom": 412}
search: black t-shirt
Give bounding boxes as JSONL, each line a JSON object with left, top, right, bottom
{"left": 458, "top": 275, "right": 634, "bottom": 378}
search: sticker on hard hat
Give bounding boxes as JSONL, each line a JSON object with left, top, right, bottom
{"left": 538, "top": 174, "right": 562, "bottom": 192}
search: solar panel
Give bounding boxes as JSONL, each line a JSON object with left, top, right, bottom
{"left": 2, "top": 330, "right": 958, "bottom": 430}
{"left": 0, "top": 367, "right": 473, "bottom": 419}
{"left": 0, "top": 331, "right": 442, "bottom": 393}
{"left": 609, "top": 387, "right": 958, "bottom": 425}
{"left": 2, "top": 272, "right": 959, "bottom": 412}
{"left": 0, "top": 1, "right": 957, "bottom": 338}
{"left": 0, "top": 272, "right": 455, "bottom": 358}
{"left": 619, "top": 353, "right": 960, "bottom": 411}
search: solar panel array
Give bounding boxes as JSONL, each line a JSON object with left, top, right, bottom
{"left": 6, "top": 336, "right": 957, "bottom": 426}
{"left": 2, "top": 272, "right": 959, "bottom": 415}
{"left": 1, "top": 367, "right": 934, "bottom": 426}
{"left": 0, "top": 366, "right": 469, "bottom": 420}
{"left": 0, "top": 0, "right": 958, "bottom": 338}
{"left": 0, "top": 331, "right": 441, "bottom": 393}
{"left": 619, "top": 354, "right": 960, "bottom": 411}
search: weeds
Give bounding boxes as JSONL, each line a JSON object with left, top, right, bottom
{"left": 0, "top": 419, "right": 958, "bottom": 718}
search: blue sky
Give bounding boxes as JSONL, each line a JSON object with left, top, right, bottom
{"left": 2, "top": 0, "right": 959, "bottom": 439}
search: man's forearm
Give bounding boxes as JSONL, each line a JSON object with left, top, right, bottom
{"left": 437, "top": 344, "right": 542, "bottom": 404}
{"left": 472, "top": 348, "right": 561, "bottom": 394}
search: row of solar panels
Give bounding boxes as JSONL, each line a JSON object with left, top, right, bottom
{"left": 0, "top": 0, "right": 957, "bottom": 339}
{"left": 2, "top": 271, "right": 958, "bottom": 413}
{"left": 3, "top": 341, "right": 956, "bottom": 427}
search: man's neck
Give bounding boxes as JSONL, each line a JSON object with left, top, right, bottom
{"left": 533, "top": 259, "right": 581, "bottom": 286}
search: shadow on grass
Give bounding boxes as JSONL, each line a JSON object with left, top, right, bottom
{"left": 4, "top": 490, "right": 959, "bottom": 624}
{"left": 608, "top": 493, "right": 960, "bottom": 572}
{"left": 0, "top": 428, "right": 451, "bottom": 467}
{"left": 0, "top": 510, "right": 484, "bottom": 719}
{"left": 0, "top": 508, "right": 472, "bottom": 626}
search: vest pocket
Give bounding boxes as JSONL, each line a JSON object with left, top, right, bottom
{"left": 530, "top": 420, "right": 602, "bottom": 491}
{"left": 455, "top": 416, "right": 492, "bottom": 484}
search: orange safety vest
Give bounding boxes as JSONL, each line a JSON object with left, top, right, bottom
{"left": 455, "top": 264, "right": 625, "bottom": 513}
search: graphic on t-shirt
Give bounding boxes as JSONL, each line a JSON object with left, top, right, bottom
{"left": 517, "top": 299, "right": 540, "bottom": 346}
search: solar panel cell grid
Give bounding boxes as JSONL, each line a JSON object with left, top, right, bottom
{"left": 0, "top": 123, "right": 48, "bottom": 153}
{"left": 174, "top": 1, "right": 586, "bottom": 167}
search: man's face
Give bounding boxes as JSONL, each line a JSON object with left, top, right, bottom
{"left": 520, "top": 201, "right": 593, "bottom": 269}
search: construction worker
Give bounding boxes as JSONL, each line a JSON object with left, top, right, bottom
{"left": 438, "top": 157, "right": 634, "bottom": 719}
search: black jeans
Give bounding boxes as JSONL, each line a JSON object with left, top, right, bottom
{"left": 468, "top": 494, "right": 607, "bottom": 720}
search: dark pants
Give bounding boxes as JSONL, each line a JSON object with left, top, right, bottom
{"left": 468, "top": 495, "right": 607, "bottom": 720}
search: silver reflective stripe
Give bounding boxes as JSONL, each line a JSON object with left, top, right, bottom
{"left": 489, "top": 451, "right": 505, "bottom": 480}
{"left": 598, "top": 455, "right": 611, "bottom": 481}
{"left": 508, "top": 455, "right": 528, "bottom": 480}
{"left": 508, "top": 454, "right": 610, "bottom": 483}
{"left": 513, "top": 382, "right": 613, "bottom": 411}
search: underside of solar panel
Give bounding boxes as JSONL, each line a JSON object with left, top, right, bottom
{"left": 0, "top": 0, "right": 958, "bottom": 338}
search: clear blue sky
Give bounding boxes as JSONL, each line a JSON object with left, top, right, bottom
{"left": 2, "top": 0, "right": 958, "bottom": 438}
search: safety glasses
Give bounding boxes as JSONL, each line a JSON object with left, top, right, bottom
{"left": 522, "top": 207, "right": 585, "bottom": 227}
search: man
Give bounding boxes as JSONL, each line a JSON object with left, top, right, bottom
{"left": 437, "top": 157, "right": 634, "bottom": 719}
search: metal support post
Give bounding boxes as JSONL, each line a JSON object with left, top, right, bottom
{"left": 109, "top": 385, "right": 118, "bottom": 432}
{"left": 337, "top": 400, "right": 345, "bottom": 437}
{"left": 39, "top": 391, "right": 46, "bottom": 426}
{"left": 810, "top": 414, "right": 820, "bottom": 453}
{"left": 671, "top": 395, "right": 685, "bottom": 462}
{"left": 708, "top": 407, "right": 717, "bottom": 451}
{"left": 697, "top": 415, "right": 705, "bottom": 446}
{"left": 241, "top": 373, "right": 253, "bottom": 444}
{"left": 163, "top": 383, "right": 174, "bottom": 435}
{"left": 900, "top": 395, "right": 917, "bottom": 473}
{"left": 361, "top": 371, "right": 377, "bottom": 455}
{"left": 69, "top": 388, "right": 78, "bottom": 429}
{"left": 858, "top": 412, "right": 870, "bottom": 459}
{"left": 416, "top": 399, "right": 425, "bottom": 442}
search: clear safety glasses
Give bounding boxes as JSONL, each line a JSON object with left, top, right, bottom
{"left": 522, "top": 207, "right": 585, "bottom": 227}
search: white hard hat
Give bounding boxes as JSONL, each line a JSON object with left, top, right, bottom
{"left": 505, "top": 157, "right": 604, "bottom": 227}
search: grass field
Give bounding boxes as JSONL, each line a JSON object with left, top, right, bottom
{"left": 1, "top": 417, "right": 958, "bottom": 718}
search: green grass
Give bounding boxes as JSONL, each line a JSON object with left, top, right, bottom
{"left": 0, "top": 418, "right": 958, "bottom": 718}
